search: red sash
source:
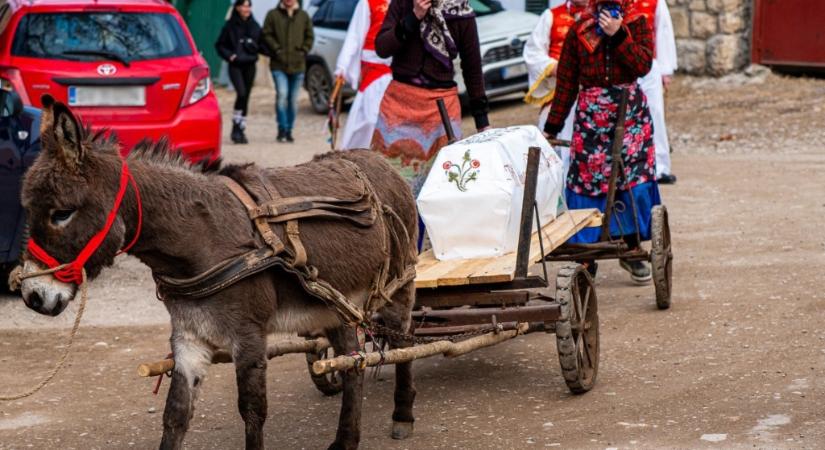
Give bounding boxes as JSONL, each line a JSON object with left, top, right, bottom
{"left": 359, "top": 61, "right": 391, "bottom": 91}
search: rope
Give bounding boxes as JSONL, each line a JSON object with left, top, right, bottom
{"left": 0, "top": 268, "right": 88, "bottom": 401}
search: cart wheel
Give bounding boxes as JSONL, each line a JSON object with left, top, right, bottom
{"left": 555, "top": 263, "right": 599, "bottom": 395}
{"left": 305, "top": 345, "right": 343, "bottom": 396}
{"left": 650, "top": 205, "right": 673, "bottom": 310}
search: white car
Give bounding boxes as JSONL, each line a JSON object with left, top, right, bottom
{"left": 304, "top": 0, "right": 539, "bottom": 113}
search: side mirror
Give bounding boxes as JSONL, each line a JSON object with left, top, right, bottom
{"left": 0, "top": 90, "right": 24, "bottom": 118}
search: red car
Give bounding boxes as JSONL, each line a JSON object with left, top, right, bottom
{"left": 0, "top": 0, "right": 221, "bottom": 162}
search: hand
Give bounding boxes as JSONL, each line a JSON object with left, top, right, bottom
{"left": 599, "top": 11, "right": 623, "bottom": 36}
{"left": 413, "top": 0, "right": 432, "bottom": 20}
{"left": 478, "top": 125, "right": 492, "bottom": 133}
{"left": 542, "top": 131, "right": 556, "bottom": 140}
{"left": 230, "top": 54, "right": 237, "bottom": 62}
{"left": 662, "top": 75, "right": 672, "bottom": 91}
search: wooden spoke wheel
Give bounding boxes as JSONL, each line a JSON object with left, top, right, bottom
{"left": 650, "top": 205, "right": 673, "bottom": 310}
{"left": 555, "top": 263, "right": 599, "bottom": 394}
{"left": 305, "top": 344, "right": 343, "bottom": 396}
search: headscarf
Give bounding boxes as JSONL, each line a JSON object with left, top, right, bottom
{"left": 421, "top": 0, "right": 475, "bottom": 68}
{"left": 576, "top": 0, "right": 644, "bottom": 53}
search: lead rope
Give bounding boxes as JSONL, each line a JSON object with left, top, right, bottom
{"left": 1, "top": 266, "right": 88, "bottom": 401}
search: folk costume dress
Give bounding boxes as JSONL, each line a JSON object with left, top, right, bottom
{"left": 334, "top": 0, "right": 393, "bottom": 150}
{"left": 373, "top": 0, "right": 489, "bottom": 196}
{"left": 523, "top": 1, "right": 585, "bottom": 174}
{"left": 636, "top": 0, "right": 678, "bottom": 178}
{"left": 544, "top": 0, "right": 661, "bottom": 244}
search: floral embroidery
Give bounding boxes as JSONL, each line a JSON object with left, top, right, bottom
{"left": 443, "top": 150, "right": 481, "bottom": 192}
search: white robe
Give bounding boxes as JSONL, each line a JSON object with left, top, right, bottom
{"left": 523, "top": 8, "right": 576, "bottom": 175}
{"left": 639, "top": 0, "right": 678, "bottom": 177}
{"left": 334, "top": 0, "right": 392, "bottom": 150}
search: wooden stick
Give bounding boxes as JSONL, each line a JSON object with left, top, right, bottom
{"left": 137, "top": 338, "right": 330, "bottom": 378}
{"left": 311, "top": 323, "right": 529, "bottom": 376}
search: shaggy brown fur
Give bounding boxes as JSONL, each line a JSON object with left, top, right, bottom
{"left": 20, "top": 97, "right": 418, "bottom": 450}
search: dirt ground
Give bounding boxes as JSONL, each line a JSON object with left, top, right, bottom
{"left": 2, "top": 69, "right": 825, "bottom": 449}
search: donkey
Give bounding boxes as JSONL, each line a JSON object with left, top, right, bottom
{"left": 18, "top": 96, "right": 419, "bottom": 450}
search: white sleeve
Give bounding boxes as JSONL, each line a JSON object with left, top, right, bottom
{"left": 655, "top": 0, "right": 678, "bottom": 75}
{"left": 335, "top": 0, "right": 370, "bottom": 86}
{"left": 524, "top": 9, "right": 556, "bottom": 89}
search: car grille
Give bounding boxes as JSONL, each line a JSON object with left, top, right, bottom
{"left": 482, "top": 40, "right": 526, "bottom": 65}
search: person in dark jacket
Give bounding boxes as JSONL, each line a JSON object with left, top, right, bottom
{"left": 216, "top": 0, "right": 262, "bottom": 144}
{"left": 261, "top": 0, "right": 314, "bottom": 143}
{"left": 372, "top": 0, "right": 490, "bottom": 194}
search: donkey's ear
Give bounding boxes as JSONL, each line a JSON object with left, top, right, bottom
{"left": 50, "top": 101, "right": 86, "bottom": 169}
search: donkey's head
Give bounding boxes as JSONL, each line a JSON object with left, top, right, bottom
{"left": 19, "top": 95, "right": 131, "bottom": 316}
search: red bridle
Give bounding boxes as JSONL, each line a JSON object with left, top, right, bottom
{"left": 26, "top": 160, "right": 143, "bottom": 285}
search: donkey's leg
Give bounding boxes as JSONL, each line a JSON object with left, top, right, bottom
{"left": 160, "top": 332, "right": 213, "bottom": 450}
{"left": 380, "top": 281, "right": 417, "bottom": 440}
{"left": 326, "top": 326, "right": 364, "bottom": 450}
{"left": 233, "top": 330, "right": 269, "bottom": 450}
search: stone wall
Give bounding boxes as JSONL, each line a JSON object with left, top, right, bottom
{"left": 667, "top": 0, "right": 752, "bottom": 76}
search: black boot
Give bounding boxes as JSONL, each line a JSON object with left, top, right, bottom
{"left": 277, "top": 128, "right": 287, "bottom": 143}
{"left": 239, "top": 116, "right": 249, "bottom": 144}
{"left": 230, "top": 122, "right": 243, "bottom": 144}
{"left": 285, "top": 130, "right": 294, "bottom": 143}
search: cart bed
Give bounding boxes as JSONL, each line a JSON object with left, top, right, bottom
{"left": 415, "top": 209, "right": 602, "bottom": 288}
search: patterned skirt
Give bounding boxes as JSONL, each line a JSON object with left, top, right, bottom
{"left": 565, "top": 82, "right": 661, "bottom": 244}
{"left": 567, "top": 81, "right": 656, "bottom": 195}
{"left": 371, "top": 80, "right": 462, "bottom": 196}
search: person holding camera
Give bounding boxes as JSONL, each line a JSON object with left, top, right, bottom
{"left": 216, "top": 0, "right": 262, "bottom": 144}
{"left": 544, "top": 0, "right": 660, "bottom": 283}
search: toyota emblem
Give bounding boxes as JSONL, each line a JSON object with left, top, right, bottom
{"left": 97, "top": 64, "right": 117, "bottom": 76}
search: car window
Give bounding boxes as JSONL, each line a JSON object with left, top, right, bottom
{"left": 0, "top": 4, "right": 11, "bottom": 35}
{"left": 11, "top": 12, "right": 193, "bottom": 62}
{"left": 312, "top": 0, "right": 357, "bottom": 30}
{"left": 470, "top": 0, "right": 503, "bottom": 16}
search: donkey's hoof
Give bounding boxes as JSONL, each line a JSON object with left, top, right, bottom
{"left": 391, "top": 421, "right": 414, "bottom": 440}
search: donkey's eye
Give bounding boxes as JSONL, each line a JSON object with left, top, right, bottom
{"left": 50, "top": 209, "right": 76, "bottom": 226}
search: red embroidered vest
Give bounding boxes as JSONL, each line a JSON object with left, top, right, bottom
{"left": 360, "top": 0, "right": 391, "bottom": 91}
{"left": 363, "top": 0, "right": 389, "bottom": 52}
{"left": 548, "top": 3, "right": 583, "bottom": 60}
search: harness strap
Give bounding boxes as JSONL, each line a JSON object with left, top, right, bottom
{"left": 222, "top": 176, "right": 286, "bottom": 255}
{"left": 285, "top": 221, "right": 307, "bottom": 268}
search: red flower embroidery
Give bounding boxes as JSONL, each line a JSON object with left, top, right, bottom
{"left": 471, "top": 159, "right": 480, "bottom": 168}
{"left": 442, "top": 161, "right": 452, "bottom": 170}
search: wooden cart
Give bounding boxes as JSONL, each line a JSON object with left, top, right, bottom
{"left": 307, "top": 146, "right": 602, "bottom": 394}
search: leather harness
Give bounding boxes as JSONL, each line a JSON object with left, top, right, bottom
{"left": 153, "top": 161, "right": 416, "bottom": 327}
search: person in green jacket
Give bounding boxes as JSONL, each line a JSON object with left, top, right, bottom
{"left": 262, "top": 0, "right": 314, "bottom": 143}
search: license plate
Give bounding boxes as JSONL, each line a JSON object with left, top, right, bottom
{"left": 67, "top": 86, "right": 146, "bottom": 107}
{"left": 501, "top": 64, "right": 528, "bottom": 79}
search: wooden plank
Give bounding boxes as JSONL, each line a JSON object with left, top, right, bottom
{"left": 467, "top": 209, "right": 599, "bottom": 285}
{"left": 414, "top": 209, "right": 601, "bottom": 288}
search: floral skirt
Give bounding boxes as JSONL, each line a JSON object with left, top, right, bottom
{"left": 371, "top": 80, "right": 462, "bottom": 196}
{"left": 567, "top": 81, "right": 656, "bottom": 196}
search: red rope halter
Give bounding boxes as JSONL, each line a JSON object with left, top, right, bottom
{"left": 27, "top": 160, "right": 143, "bottom": 285}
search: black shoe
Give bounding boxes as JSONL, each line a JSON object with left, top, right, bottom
{"left": 277, "top": 128, "right": 287, "bottom": 143}
{"left": 619, "top": 259, "right": 652, "bottom": 284}
{"left": 238, "top": 129, "right": 249, "bottom": 144}
{"left": 657, "top": 173, "right": 677, "bottom": 184}
{"left": 285, "top": 130, "right": 294, "bottom": 143}
{"left": 230, "top": 123, "right": 244, "bottom": 144}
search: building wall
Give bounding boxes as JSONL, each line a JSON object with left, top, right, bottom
{"left": 667, "top": 0, "right": 752, "bottom": 75}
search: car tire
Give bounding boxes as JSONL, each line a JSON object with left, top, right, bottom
{"left": 306, "top": 63, "right": 332, "bottom": 115}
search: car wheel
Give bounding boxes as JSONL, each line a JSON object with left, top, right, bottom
{"left": 306, "top": 63, "right": 332, "bottom": 115}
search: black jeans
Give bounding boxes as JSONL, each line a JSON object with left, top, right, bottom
{"left": 228, "top": 63, "right": 256, "bottom": 116}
